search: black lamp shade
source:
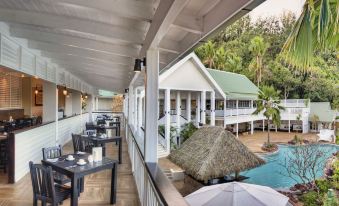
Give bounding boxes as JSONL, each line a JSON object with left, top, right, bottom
{"left": 134, "top": 59, "right": 142, "bottom": 72}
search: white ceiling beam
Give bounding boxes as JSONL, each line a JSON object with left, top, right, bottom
{"left": 202, "top": 0, "right": 254, "bottom": 34}
{"left": 51, "top": 58, "right": 132, "bottom": 70}
{"left": 139, "top": 0, "right": 190, "bottom": 57}
{"left": 41, "top": 51, "right": 133, "bottom": 66}
{"left": 172, "top": 13, "right": 203, "bottom": 34}
{"left": 27, "top": 41, "right": 135, "bottom": 65}
{"left": 45, "top": 0, "right": 155, "bottom": 21}
{"left": 158, "top": 38, "right": 181, "bottom": 54}
{"left": 56, "top": 62, "right": 131, "bottom": 73}
{"left": 10, "top": 27, "right": 139, "bottom": 58}
{"left": 0, "top": 8, "right": 144, "bottom": 45}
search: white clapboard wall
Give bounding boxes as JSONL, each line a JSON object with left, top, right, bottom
{"left": 57, "top": 115, "right": 83, "bottom": 146}
{"left": 15, "top": 122, "right": 56, "bottom": 182}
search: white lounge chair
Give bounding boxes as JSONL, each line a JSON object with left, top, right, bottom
{"left": 317, "top": 129, "right": 335, "bottom": 142}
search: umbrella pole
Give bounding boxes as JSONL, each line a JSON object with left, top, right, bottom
{"left": 235, "top": 171, "right": 239, "bottom": 180}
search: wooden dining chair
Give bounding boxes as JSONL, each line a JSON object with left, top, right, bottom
{"left": 72, "top": 134, "right": 94, "bottom": 153}
{"left": 29, "top": 161, "right": 71, "bottom": 206}
{"left": 42, "top": 146, "right": 70, "bottom": 185}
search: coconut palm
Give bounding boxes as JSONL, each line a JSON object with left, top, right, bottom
{"left": 253, "top": 86, "right": 285, "bottom": 144}
{"left": 214, "top": 46, "right": 227, "bottom": 70}
{"left": 281, "top": 0, "right": 339, "bottom": 73}
{"left": 249, "top": 36, "right": 269, "bottom": 86}
{"left": 195, "top": 40, "right": 217, "bottom": 68}
{"left": 225, "top": 52, "right": 242, "bottom": 73}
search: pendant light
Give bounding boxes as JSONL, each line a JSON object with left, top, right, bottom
{"left": 63, "top": 86, "right": 68, "bottom": 96}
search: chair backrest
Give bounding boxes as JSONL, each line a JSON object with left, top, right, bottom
{"left": 72, "top": 134, "right": 93, "bottom": 153}
{"left": 29, "top": 161, "right": 55, "bottom": 202}
{"left": 72, "top": 134, "right": 83, "bottom": 153}
{"left": 85, "top": 122, "right": 95, "bottom": 130}
{"left": 97, "top": 119, "right": 106, "bottom": 125}
{"left": 42, "top": 145, "right": 62, "bottom": 160}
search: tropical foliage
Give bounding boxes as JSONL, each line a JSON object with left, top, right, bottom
{"left": 253, "top": 86, "right": 284, "bottom": 144}
{"left": 195, "top": 13, "right": 339, "bottom": 109}
{"left": 281, "top": 0, "right": 339, "bottom": 72}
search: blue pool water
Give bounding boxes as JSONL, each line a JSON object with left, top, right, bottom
{"left": 241, "top": 144, "right": 338, "bottom": 189}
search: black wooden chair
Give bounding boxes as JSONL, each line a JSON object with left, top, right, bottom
{"left": 72, "top": 134, "right": 94, "bottom": 154}
{"left": 42, "top": 146, "right": 70, "bottom": 185}
{"left": 85, "top": 122, "right": 95, "bottom": 130}
{"left": 29, "top": 161, "right": 71, "bottom": 206}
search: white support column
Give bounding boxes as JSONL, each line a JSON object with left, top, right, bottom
{"left": 137, "top": 92, "right": 143, "bottom": 133}
{"left": 176, "top": 91, "right": 181, "bottom": 138}
{"left": 165, "top": 89, "right": 171, "bottom": 153}
{"left": 186, "top": 92, "right": 191, "bottom": 122}
{"left": 223, "top": 98, "right": 227, "bottom": 128}
{"left": 55, "top": 86, "right": 59, "bottom": 145}
{"left": 95, "top": 97, "right": 99, "bottom": 111}
{"left": 196, "top": 93, "right": 201, "bottom": 127}
{"left": 210, "top": 91, "right": 215, "bottom": 126}
{"left": 236, "top": 100, "right": 239, "bottom": 136}
{"left": 128, "top": 86, "right": 134, "bottom": 125}
{"left": 144, "top": 48, "right": 159, "bottom": 163}
{"left": 201, "top": 90, "right": 206, "bottom": 125}
{"left": 288, "top": 119, "right": 291, "bottom": 133}
{"left": 134, "top": 88, "right": 139, "bottom": 130}
{"left": 251, "top": 121, "right": 254, "bottom": 134}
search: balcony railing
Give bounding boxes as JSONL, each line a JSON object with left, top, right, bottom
{"left": 126, "top": 123, "right": 188, "bottom": 206}
{"left": 280, "top": 99, "right": 309, "bottom": 108}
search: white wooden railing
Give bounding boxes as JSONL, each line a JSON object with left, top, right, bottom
{"left": 126, "top": 123, "right": 188, "bottom": 206}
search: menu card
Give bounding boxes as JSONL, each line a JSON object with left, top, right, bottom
{"left": 92, "top": 147, "right": 102, "bottom": 162}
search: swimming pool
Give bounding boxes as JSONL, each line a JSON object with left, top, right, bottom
{"left": 241, "top": 144, "right": 338, "bottom": 189}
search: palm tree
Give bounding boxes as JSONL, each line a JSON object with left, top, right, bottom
{"left": 195, "top": 40, "right": 217, "bottom": 68}
{"left": 225, "top": 52, "right": 242, "bottom": 73}
{"left": 253, "top": 86, "right": 285, "bottom": 144}
{"left": 214, "top": 46, "right": 227, "bottom": 70}
{"left": 281, "top": 0, "right": 338, "bottom": 73}
{"left": 249, "top": 36, "right": 269, "bottom": 86}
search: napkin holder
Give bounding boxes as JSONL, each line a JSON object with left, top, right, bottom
{"left": 92, "top": 147, "right": 102, "bottom": 162}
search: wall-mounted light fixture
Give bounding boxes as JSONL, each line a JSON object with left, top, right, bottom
{"left": 125, "top": 88, "right": 129, "bottom": 93}
{"left": 34, "top": 86, "right": 39, "bottom": 95}
{"left": 134, "top": 57, "right": 146, "bottom": 72}
{"left": 63, "top": 86, "right": 68, "bottom": 96}
{"left": 21, "top": 74, "right": 25, "bottom": 78}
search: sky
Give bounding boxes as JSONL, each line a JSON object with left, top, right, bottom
{"left": 250, "top": 0, "right": 305, "bottom": 20}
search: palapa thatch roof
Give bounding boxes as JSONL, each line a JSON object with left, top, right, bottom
{"left": 168, "top": 126, "right": 265, "bottom": 182}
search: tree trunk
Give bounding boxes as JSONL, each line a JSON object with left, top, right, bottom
{"left": 267, "top": 118, "right": 270, "bottom": 144}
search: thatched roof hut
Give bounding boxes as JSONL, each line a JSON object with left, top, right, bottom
{"left": 168, "top": 126, "right": 265, "bottom": 182}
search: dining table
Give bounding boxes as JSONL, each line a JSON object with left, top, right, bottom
{"left": 42, "top": 153, "right": 118, "bottom": 206}
{"left": 94, "top": 124, "right": 120, "bottom": 136}
{"left": 83, "top": 134, "right": 122, "bottom": 163}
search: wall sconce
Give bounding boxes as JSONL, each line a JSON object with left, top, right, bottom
{"left": 63, "top": 86, "right": 68, "bottom": 96}
{"left": 34, "top": 87, "right": 39, "bottom": 95}
{"left": 84, "top": 93, "right": 88, "bottom": 99}
{"left": 134, "top": 57, "right": 146, "bottom": 72}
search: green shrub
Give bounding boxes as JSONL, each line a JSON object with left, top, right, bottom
{"left": 180, "top": 122, "right": 198, "bottom": 142}
{"left": 300, "top": 191, "right": 320, "bottom": 206}
{"left": 323, "top": 189, "right": 338, "bottom": 206}
{"left": 315, "top": 179, "right": 331, "bottom": 194}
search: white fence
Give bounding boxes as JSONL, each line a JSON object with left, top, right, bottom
{"left": 126, "top": 127, "right": 165, "bottom": 206}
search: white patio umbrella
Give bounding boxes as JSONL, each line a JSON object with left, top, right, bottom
{"left": 185, "top": 182, "right": 290, "bottom": 206}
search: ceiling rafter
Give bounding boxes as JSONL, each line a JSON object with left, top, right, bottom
{"left": 0, "top": 8, "right": 144, "bottom": 45}
{"left": 10, "top": 27, "right": 139, "bottom": 57}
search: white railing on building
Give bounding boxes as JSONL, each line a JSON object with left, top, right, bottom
{"left": 281, "top": 99, "right": 309, "bottom": 108}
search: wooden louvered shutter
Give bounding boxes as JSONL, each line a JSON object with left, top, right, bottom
{"left": 10, "top": 74, "right": 22, "bottom": 108}
{"left": 0, "top": 74, "right": 10, "bottom": 108}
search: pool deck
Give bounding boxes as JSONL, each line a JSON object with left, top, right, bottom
{"left": 158, "top": 131, "right": 321, "bottom": 196}
{"left": 239, "top": 131, "right": 319, "bottom": 153}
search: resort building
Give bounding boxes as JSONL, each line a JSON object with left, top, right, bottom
{"left": 129, "top": 52, "right": 314, "bottom": 156}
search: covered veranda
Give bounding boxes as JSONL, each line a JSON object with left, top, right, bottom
{"left": 0, "top": 0, "right": 265, "bottom": 205}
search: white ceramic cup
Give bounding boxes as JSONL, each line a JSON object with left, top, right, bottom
{"left": 88, "top": 155, "right": 94, "bottom": 163}
{"left": 67, "top": 155, "right": 74, "bottom": 160}
{"left": 78, "top": 159, "right": 85, "bottom": 163}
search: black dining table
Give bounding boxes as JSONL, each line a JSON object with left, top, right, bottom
{"left": 42, "top": 153, "right": 118, "bottom": 206}
{"left": 83, "top": 135, "right": 122, "bottom": 163}
{"left": 94, "top": 124, "right": 120, "bottom": 136}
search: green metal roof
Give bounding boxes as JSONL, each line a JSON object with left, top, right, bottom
{"left": 309, "top": 102, "right": 336, "bottom": 122}
{"left": 207, "top": 69, "right": 259, "bottom": 100}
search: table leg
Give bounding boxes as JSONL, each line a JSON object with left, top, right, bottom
{"left": 102, "top": 143, "right": 106, "bottom": 157}
{"left": 110, "top": 163, "right": 117, "bottom": 204}
{"left": 118, "top": 139, "right": 122, "bottom": 164}
{"left": 71, "top": 176, "right": 79, "bottom": 206}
